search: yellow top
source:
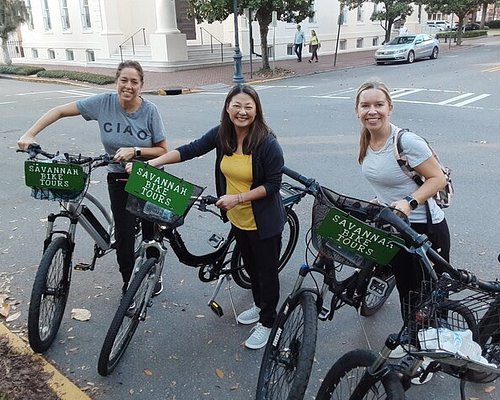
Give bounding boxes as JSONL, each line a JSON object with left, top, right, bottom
{"left": 220, "top": 154, "right": 256, "bottom": 230}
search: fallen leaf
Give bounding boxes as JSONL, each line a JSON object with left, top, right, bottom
{"left": 144, "top": 369, "right": 153, "bottom": 376}
{"left": 230, "top": 384, "right": 240, "bottom": 390}
{"left": 195, "top": 314, "right": 205, "bottom": 318}
{"left": 0, "top": 303, "right": 10, "bottom": 317}
{"left": 484, "top": 386, "right": 496, "bottom": 393}
{"left": 215, "top": 368, "right": 224, "bottom": 379}
{"left": 71, "top": 308, "right": 91, "bottom": 321}
{"left": 6, "top": 311, "right": 21, "bottom": 322}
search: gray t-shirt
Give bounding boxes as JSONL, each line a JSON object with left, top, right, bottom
{"left": 76, "top": 92, "right": 166, "bottom": 173}
{"left": 361, "top": 124, "right": 444, "bottom": 224}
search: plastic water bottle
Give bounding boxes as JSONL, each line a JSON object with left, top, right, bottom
{"left": 143, "top": 201, "right": 174, "bottom": 222}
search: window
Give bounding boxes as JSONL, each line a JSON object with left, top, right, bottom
{"left": 66, "top": 49, "right": 74, "bottom": 60}
{"left": 372, "top": 37, "right": 379, "bottom": 46}
{"left": 357, "top": 6, "right": 363, "bottom": 22}
{"left": 32, "top": 48, "right": 38, "bottom": 58}
{"left": 356, "top": 38, "right": 363, "bottom": 48}
{"left": 48, "top": 49, "right": 55, "bottom": 59}
{"left": 42, "top": 0, "right": 52, "bottom": 31}
{"left": 340, "top": 39, "right": 346, "bottom": 50}
{"left": 60, "top": 0, "right": 70, "bottom": 30}
{"left": 86, "top": 49, "right": 95, "bottom": 61}
{"left": 25, "top": 0, "right": 34, "bottom": 29}
{"left": 341, "top": 6, "right": 348, "bottom": 25}
{"left": 80, "top": 0, "right": 91, "bottom": 29}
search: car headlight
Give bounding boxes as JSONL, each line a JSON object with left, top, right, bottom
{"left": 396, "top": 48, "right": 407, "bottom": 54}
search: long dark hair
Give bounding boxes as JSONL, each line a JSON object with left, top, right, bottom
{"left": 356, "top": 80, "right": 393, "bottom": 164}
{"left": 218, "top": 84, "right": 272, "bottom": 155}
{"left": 115, "top": 60, "right": 144, "bottom": 86}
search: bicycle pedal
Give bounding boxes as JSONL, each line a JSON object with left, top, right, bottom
{"left": 74, "top": 263, "right": 91, "bottom": 271}
{"left": 209, "top": 300, "right": 224, "bottom": 317}
{"left": 208, "top": 233, "right": 224, "bottom": 249}
{"left": 318, "top": 306, "right": 330, "bottom": 321}
{"left": 367, "top": 276, "right": 389, "bottom": 297}
{"left": 147, "top": 299, "right": 153, "bottom": 307}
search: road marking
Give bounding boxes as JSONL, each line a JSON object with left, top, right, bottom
{"left": 437, "top": 93, "right": 475, "bottom": 105}
{"left": 0, "top": 101, "right": 16, "bottom": 105}
{"left": 482, "top": 65, "right": 500, "bottom": 72}
{"left": 452, "top": 93, "right": 491, "bottom": 107}
{"left": 391, "top": 88, "right": 425, "bottom": 98}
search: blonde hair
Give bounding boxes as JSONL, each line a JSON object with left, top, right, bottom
{"left": 356, "top": 80, "right": 393, "bottom": 164}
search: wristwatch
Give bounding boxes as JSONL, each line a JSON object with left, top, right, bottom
{"left": 134, "top": 147, "right": 141, "bottom": 157}
{"left": 404, "top": 195, "right": 418, "bottom": 210}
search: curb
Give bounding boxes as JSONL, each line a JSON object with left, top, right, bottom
{"left": 0, "top": 322, "right": 92, "bottom": 400}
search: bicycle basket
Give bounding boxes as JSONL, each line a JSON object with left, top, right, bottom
{"left": 25, "top": 160, "right": 90, "bottom": 202}
{"left": 311, "top": 186, "right": 403, "bottom": 267}
{"left": 405, "top": 277, "right": 500, "bottom": 382}
{"left": 125, "top": 162, "right": 205, "bottom": 228}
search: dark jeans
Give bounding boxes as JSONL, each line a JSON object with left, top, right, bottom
{"left": 310, "top": 45, "right": 319, "bottom": 61}
{"left": 391, "top": 218, "right": 450, "bottom": 321}
{"left": 107, "top": 173, "right": 154, "bottom": 284}
{"left": 294, "top": 43, "right": 303, "bottom": 61}
{"left": 233, "top": 226, "right": 281, "bottom": 328}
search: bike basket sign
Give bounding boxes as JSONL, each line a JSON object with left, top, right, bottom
{"left": 125, "top": 162, "right": 196, "bottom": 216}
{"left": 317, "top": 207, "right": 404, "bottom": 265}
{"left": 24, "top": 161, "right": 85, "bottom": 191}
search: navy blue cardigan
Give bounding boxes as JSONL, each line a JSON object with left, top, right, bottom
{"left": 176, "top": 126, "right": 286, "bottom": 239}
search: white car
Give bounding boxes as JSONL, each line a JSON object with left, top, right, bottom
{"left": 427, "top": 20, "right": 450, "bottom": 31}
{"left": 375, "top": 34, "right": 440, "bottom": 65}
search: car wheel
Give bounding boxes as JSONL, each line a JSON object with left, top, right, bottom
{"left": 430, "top": 46, "right": 439, "bottom": 59}
{"left": 407, "top": 51, "right": 415, "bottom": 63}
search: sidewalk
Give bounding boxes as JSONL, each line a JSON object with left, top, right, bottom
{"left": 16, "top": 32, "right": 499, "bottom": 94}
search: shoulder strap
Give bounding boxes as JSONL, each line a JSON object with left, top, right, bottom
{"left": 394, "top": 129, "right": 424, "bottom": 186}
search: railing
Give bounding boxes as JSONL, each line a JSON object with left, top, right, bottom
{"left": 6, "top": 40, "right": 24, "bottom": 59}
{"left": 199, "top": 27, "right": 224, "bottom": 62}
{"left": 119, "top": 28, "right": 146, "bottom": 62}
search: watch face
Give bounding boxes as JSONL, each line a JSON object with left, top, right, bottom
{"left": 410, "top": 199, "right": 418, "bottom": 209}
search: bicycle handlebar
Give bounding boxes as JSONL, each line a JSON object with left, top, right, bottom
{"left": 282, "top": 166, "right": 319, "bottom": 193}
{"left": 377, "top": 206, "right": 500, "bottom": 293}
{"left": 18, "top": 144, "right": 113, "bottom": 167}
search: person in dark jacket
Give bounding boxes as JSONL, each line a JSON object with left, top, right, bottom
{"left": 141, "top": 84, "right": 286, "bottom": 349}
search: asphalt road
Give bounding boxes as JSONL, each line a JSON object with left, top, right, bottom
{"left": 1, "top": 41, "right": 499, "bottom": 400}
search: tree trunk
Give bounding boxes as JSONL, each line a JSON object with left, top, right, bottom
{"left": 1, "top": 38, "right": 12, "bottom": 65}
{"left": 480, "top": 2, "right": 488, "bottom": 29}
{"left": 259, "top": 23, "right": 270, "bottom": 70}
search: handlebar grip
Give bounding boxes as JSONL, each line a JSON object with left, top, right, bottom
{"left": 203, "top": 195, "right": 218, "bottom": 205}
{"left": 378, "top": 207, "right": 421, "bottom": 243}
{"left": 282, "top": 166, "right": 316, "bottom": 188}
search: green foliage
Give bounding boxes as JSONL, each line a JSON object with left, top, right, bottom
{"left": 36, "top": 70, "right": 115, "bottom": 85}
{"left": 0, "top": 64, "right": 44, "bottom": 74}
{"left": 344, "top": 0, "right": 414, "bottom": 42}
{"left": 436, "top": 29, "right": 488, "bottom": 39}
{"left": 485, "top": 19, "right": 500, "bottom": 29}
{"left": 0, "top": 0, "right": 28, "bottom": 40}
{"left": 187, "top": 0, "right": 313, "bottom": 69}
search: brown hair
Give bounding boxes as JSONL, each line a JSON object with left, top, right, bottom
{"left": 356, "top": 80, "right": 393, "bottom": 164}
{"left": 218, "top": 84, "right": 272, "bottom": 155}
{"left": 115, "top": 60, "right": 144, "bottom": 86}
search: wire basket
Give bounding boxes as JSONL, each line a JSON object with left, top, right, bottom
{"left": 405, "top": 276, "right": 500, "bottom": 382}
{"left": 28, "top": 162, "right": 91, "bottom": 203}
{"left": 126, "top": 183, "right": 205, "bottom": 229}
{"left": 310, "top": 186, "right": 400, "bottom": 268}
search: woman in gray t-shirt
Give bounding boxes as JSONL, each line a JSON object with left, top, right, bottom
{"left": 18, "top": 60, "right": 167, "bottom": 298}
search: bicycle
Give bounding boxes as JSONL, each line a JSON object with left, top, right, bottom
{"left": 97, "top": 161, "right": 305, "bottom": 376}
{"left": 315, "top": 207, "right": 500, "bottom": 400}
{"left": 257, "top": 167, "right": 402, "bottom": 400}
{"left": 19, "top": 144, "right": 135, "bottom": 353}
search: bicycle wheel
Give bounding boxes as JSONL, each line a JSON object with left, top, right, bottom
{"left": 231, "top": 208, "right": 300, "bottom": 289}
{"left": 256, "top": 291, "right": 317, "bottom": 400}
{"left": 360, "top": 264, "right": 396, "bottom": 317}
{"left": 315, "top": 349, "right": 405, "bottom": 400}
{"left": 98, "top": 257, "right": 157, "bottom": 376}
{"left": 28, "top": 236, "right": 72, "bottom": 353}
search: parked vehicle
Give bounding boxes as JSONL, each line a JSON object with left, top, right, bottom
{"left": 375, "top": 34, "right": 440, "bottom": 65}
{"left": 427, "top": 20, "right": 450, "bottom": 31}
{"left": 453, "top": 22, "right": 482, "bottom": 31}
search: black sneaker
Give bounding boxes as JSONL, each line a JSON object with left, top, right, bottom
{"left": 152, "top": 275, "right": 163, "bottom": 297}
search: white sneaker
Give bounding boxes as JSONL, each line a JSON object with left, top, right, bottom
{"left": 237, "top": 304, "right": 260, "bottom": 325}
{"left": 245, "top": 323, "right": 272, "bottom": 350}
{"left": 411, "top": 357, "right": 434, "bottom": 385}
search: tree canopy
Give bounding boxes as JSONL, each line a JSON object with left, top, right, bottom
{"left": 344, "top": 0, "right": 414, "bottom": 43}
{"left": 0, "top": 0, "right": 27, "bottom": 65}
{"left": 187, "top": 0, "right": 314, "bottom": 70}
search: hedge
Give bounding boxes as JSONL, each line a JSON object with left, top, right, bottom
{"left": 485, "top": 20, "right": 500, "bottom": 29}
{"left": 36, "top": 70, "right": 115, "bottom": 85}
{"left": 436, "top": 30, "right": 488, "bottom": 40}
{"left": 0, "top": 65, "right": 45, "bottom": 75}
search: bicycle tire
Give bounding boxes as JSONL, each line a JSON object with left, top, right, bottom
{"left": 231, "top": 208, "right": 300, "bottom": 289}
{"left": 98, "top": 257, "right": 157, "bottom": 376}
{"left": 472, "top": 301, "right": 500, "bottom": 383}
{"left": 256, "top": 291, "right": 317, "bottom": 400}
{"left": 315, "top": 349, "right": 405, "bottom": 400}
{"left": 28, "top": 236, "right": 72, "bottom": 353}
{"left": 360, "top": 265, "right": 396, "bottom": 317}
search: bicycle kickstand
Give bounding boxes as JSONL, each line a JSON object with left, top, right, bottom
{"left": 207, "top": 274, "right": 239, "bottom": 323}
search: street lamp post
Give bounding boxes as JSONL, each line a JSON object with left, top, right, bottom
{"left": 232, "top": 0, "right": 245, "bottom": 84}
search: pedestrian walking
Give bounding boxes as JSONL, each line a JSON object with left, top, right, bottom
{"left": 308, "top": 30, "right": 320, "bottom": 63}
{"left": 294, "top": 24, "right": 306, "bottom": 62}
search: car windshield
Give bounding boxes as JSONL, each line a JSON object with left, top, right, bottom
{"left": 388, "top": 36, "right": 416, "bottom": 45}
